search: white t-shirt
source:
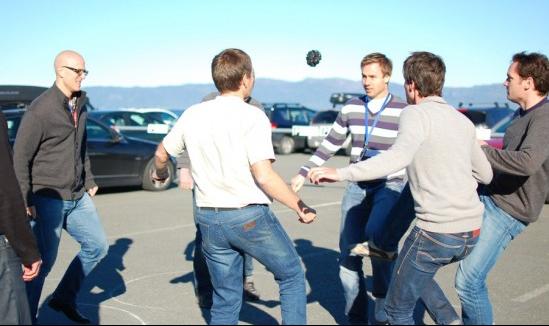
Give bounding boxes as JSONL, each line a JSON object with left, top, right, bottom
{"left": 163, "top": 95, "right": 275, "bottom": 207}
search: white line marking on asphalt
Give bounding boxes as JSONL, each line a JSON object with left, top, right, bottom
{"left": 512, "top": 284, "right": 549, "bottom": 303}
{"left": 107, "top": 201, "right": 342, "bottom": 240}
{"left": 272, "top": 201, "right": 342, "bottom": 215}
{"left": 110, "top": 271, "right": 191, "bottom": 311}
{"left": 79, "top": 303, "right": 147, "bottom": 325}
{"left": 107, "top": 224, "right": 195, "bottom": 240}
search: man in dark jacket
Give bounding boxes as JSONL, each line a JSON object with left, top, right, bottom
{"left": 0, "top": 111, "right": 42, "bottom": 325}
{"left": 456, "top": 52, "right": 549, "bottom": 325}
{"left": 14, "top": 50, "right": 108, "bottom": 324}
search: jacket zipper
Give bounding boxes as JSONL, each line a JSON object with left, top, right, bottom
{"left": 68, "top": 98, "right": 79, "bottom": 200}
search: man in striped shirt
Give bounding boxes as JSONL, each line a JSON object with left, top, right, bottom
{"left": 291, "top": 53, "right": 406, "bottom": 324}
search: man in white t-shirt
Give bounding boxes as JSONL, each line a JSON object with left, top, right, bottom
{"left": 153, "top": 48, "right": 316, "bottom": 325}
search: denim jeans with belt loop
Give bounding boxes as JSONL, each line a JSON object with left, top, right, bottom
{"left": 25, "top": 193, "right": 108, "bottom": 321}
{"left": 338, "top": 180, "right": 404, "bottom": 323}
{"left": 385, "top": 226, "right": 480, "bottom": 325}
{"left": 0, "top": 235, "right": 33, "bottom": 325}
{"left": 196, "top": 204, "right": 306, "bottom": 325}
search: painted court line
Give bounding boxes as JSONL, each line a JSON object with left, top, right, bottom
{"left": 108, "top": 201, "right": 342, "bottom": 240}
{"left": 512, "top": 283, "right": 549, "bottom": 303}
{"left": 79, "top": 303, "right": 147, "bottom": 325}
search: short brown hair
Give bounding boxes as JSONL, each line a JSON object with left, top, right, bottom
{"left": 211, "top": 48, "right": 253, "bottom": 92}
{"left": 512, "top": 52, "right": 549, "bottom": 96}
{"left": 403, "top": 52, "right": 446, "bottom": 97}
{"left": 360, "top": 53, "right": 392, "bottom": 77}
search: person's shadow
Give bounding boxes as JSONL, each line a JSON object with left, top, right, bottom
{"left": 37, "top": 238, "right": 133, "bottom": 324}
{"left": 170, "top": 239, "right": 279, "bottom": 324}
{"left": 294, "top": 239, "right": 348, "bottom": 325}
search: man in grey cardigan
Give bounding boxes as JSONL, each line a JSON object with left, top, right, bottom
{"left": 308, "top": 52, "right": 493, "bottom": 324}
{"left": 455, "top": 52, "right": 549, "bottom": 325}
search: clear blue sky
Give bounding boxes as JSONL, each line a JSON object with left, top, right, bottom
{"left": 2, "top": 0, "right": 548, "bottom": 88}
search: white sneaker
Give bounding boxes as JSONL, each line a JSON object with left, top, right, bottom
{"left": 374, "top": 297, "right": 388, "bottom": 324}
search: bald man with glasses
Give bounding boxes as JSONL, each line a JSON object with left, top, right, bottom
{"left": 14, "top": 50, "right": 108, "bottom": 324}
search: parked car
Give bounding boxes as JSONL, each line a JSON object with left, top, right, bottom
{"left": 5, "top": 109, "right": 175, "bottom": 191}
{"left": 291, "top": 92, "right": 361, "bottom": 156}
{"left": 130, "top": 108, "right": 179, "bottom": 126}
{"left": 263, "top": 103, "right": 316, "bottom": 154}
{"left": 89, "top": 108, "right": 175, "bottom": 143}
{"left": 457, "top": 104, "right": 516, "bottom": 149}
{"left": 1, "top": 85, "right": 96, "bottom": 112}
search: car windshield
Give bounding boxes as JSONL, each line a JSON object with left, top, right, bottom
{"left": 312, "top": 111, "right": 338, "bottom": 124}
{"left": 1, "top": 102, "right": 28, "bottom": 111}
{"left": 5, "top": 115, "right": 22, "bottom": 141}
{"left": 87, "top": 120, "right": 113, "bottom": 140}
{"left": 146, "top": 112, "right": 177, "bottom": 125}
{"left": 460, "top": 107, "right": 515, "bottom": 129}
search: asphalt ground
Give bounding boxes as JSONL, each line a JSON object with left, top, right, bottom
{"left": 35, "top": 153, "right": 549, "bottom": 325}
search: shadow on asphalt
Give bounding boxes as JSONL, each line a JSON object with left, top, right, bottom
{"left": 170, "top": 239, "right": 279, "bottom": 325}
{"left": 36, "top": 238, "right": 133, "bottom": 325}
{"left": 294, "top": 239, "right": 348, "bottom": 325}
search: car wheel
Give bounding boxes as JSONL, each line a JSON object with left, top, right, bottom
{"left": 276, "top": 136, "right": 295, "bottom": 155}
{"left": 142, "top": 158, "right": 174, "bottom": 191}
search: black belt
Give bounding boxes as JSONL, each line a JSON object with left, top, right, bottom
{"left": 199, "top": 204, "right": 267, "bottom": 212}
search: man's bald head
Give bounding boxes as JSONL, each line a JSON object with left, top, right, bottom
{"left": 54, "top": 50, "right": 84, "bottom": 72}
{"left": 54, "top": 50, "right": 87, "bottom": 97}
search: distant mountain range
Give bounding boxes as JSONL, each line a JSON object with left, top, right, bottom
{"left": 84, "top": 78, "right": 513, "bottom": 111}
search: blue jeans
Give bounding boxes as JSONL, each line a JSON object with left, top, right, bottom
{"left": 376, "top": 183, "right": 416, "bottom": 252}
{"left": 192, "top": 192, "right": 255, "bottom": 301}
{"left": 338, "top": 180, "right": 403, "bottom": 323}
{"left": 456, "top": 195, "right": 527, "bottom": 325}
{"left": 386, "top": 226, "right": 479, "bottom": 325}
{"left": 0, "top": 235, "right": 32, "bottom": 325}
{"left": 26, "top": 193, "right": 108, "bottom": 320}
{"left": 196, "top": 204, "right": 306, "bottom": 325}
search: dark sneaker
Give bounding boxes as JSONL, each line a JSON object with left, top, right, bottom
{"left": 48, "top": 298, "right": 91, "bottom": 324}
{"left": 374, "top": 297, "right": 389, "bottom": 324}
{"left": 350, "top": 242, "right": 397, "bottom": 261}
{"left": 243, "top": 281, "right": 260, "bottom": 301}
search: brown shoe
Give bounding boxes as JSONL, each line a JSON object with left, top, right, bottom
{"left": 350, "top": 242, "right": 397, "bottom": 261}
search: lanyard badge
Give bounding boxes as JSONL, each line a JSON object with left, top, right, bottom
{"left": 359, "top": 94, "right": 392, "bottom": 161}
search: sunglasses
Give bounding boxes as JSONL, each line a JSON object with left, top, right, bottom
{"left": 63, "top": 66, "right": 89, "bottom": 77}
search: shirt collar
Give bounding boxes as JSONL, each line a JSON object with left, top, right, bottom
{"left": 418, "top": 96, "right": 447, "bottom": 105}
{"left": 519, "top": 97, "right": 549, "bottom": 117}
{"left": 52, "top": 83, "right": 85, "bottom": 108}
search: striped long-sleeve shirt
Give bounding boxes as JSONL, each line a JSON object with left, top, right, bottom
{"left": 298, "top": 94, "right": 408, "bottom": 179}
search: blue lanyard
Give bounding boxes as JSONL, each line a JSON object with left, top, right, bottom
{"left": 363, "top": 93, "right": 392, "bottom": 148}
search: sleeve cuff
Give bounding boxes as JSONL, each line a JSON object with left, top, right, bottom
{"left": 298, "top": 167, "right": 310, "bottom": 177}
{"left": 337, "top": 168, "right": 352, "bottom": 181}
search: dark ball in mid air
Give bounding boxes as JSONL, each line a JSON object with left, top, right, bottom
{"left": 306, "top": 50, "right": 322, "bottom": 67}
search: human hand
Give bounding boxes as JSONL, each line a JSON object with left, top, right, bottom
{"left": 308, "top": 167, "right": 341, "bottom": 184}
{"left": 152, "top": 167, "right": 169, "bottom": 184}
{"left": 178, "top": 168, "right": 194, "bottom": 190}
{"left": 297, "top": 201, "right": 317, "bottom": 224}
{"left": 22, "top": 260, "right": 42, "bottom": 282}
{"left": 478, "top": 139, "right": 488, "bottom": 147}
{"left": 87, "top": 186, "right": 99, "bottom": 197}
{"left": 26, "top": 207, "right": 37, "bottom": 219}
{"left": 291, "top": 174, "right": 306, "bottom": 192}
